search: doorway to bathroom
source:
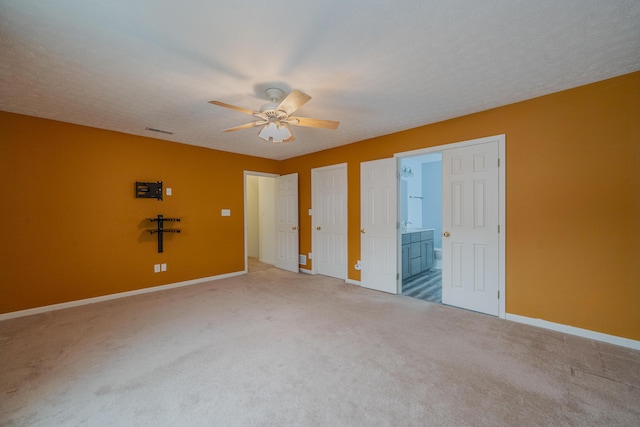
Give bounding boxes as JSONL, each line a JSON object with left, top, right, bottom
{"left": 396, "top": 135, "right": 505, "bottom": 317}
{"left": 400, "top": 153, "right": 443, "bottom": 303}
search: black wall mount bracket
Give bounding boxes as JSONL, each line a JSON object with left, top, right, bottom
{"left": 136, "top": 181, "right": 163, "bottom": 201}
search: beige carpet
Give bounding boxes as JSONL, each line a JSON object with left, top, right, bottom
{"left": 1, "top": 265, "right": 639, "bottom": 426}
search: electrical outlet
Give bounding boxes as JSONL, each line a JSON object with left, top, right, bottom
{"left": 161, "top": 263, "right": 167, "bottom": 272}
{"left": 154, "top": 264, "right": 161, "bottom": 273}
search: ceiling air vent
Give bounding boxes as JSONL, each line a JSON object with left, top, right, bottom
{"left": 145, "top": 127, "right": 174, "bottom": 135}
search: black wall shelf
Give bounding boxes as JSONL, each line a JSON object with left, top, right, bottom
{"left": 147, "top": 214, "right": 180, "bottom": 253}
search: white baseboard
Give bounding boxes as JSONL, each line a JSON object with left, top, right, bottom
{"left": 299, "top": 268, "right": 314, "bottom": 274}
{"left": 0, "top": 271, "right": 245, "bottom": 322}
{"left": 505, "top": 313, "right": 640, "bottom": 351}
{"left": 346, "top": 278, "right": 361, "bottom": 286}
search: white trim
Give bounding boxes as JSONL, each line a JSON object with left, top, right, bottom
{"left": 311, "top": 163, "right": 348, "bottom": 278}
{"left": 498, "top": 137, "right": 506, "bottom": 318}
{"left": 394, "top": 134, "right": 507, "bottom": 319}
{"left": 0, "top": 271, "right": 245, "bottom": 321}
{"left": 394, "top": 135, "right": 503, "bottom": 158}
{"left": 243, "top": 170, "right": 279, "bottom": 273}
{"left": 299, "top": 268, "right": 314, "bottom": 274}
{"left": 506, "top": 313, "right": 640, "bottom": 351}
{"left": 346, "top": 278, "right": 361, "bottom": 286}
{"left": 395, "top": 156, "right": 402, "bottom": 294}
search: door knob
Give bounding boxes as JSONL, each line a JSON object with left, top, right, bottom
{"left": 443, "top": 231, "right": 451, "bottom": 237}
{"left": 360, "top": 229, "right": 366, "bottom": 234}
{"left": 316, "top": 226, "right": 321, "bottom": 231}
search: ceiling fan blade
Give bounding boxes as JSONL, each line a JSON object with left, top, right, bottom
{"left": 223, "top": 121, "right": 265, "bottom": 132}
{"left": 288, "top": 116, "right": 340, "bottom": 130}
{"left": 209, "top": 100, "right": 256, "bottom": 116}
{"left": 277, "top": 90, "right": 311, "bottom": 116}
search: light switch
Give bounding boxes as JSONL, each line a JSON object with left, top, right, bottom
{"left": 221, "top": 209, "right": 231, "bottom": 216}
{"left": 166, "top": 188, "right": 172, "bottom": 196}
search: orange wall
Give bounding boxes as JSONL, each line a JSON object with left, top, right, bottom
{"left": 2, "top": 72, "right": 638, "bottom": 341}
{"left": 281, "top": 71, "right": 640, "bottom": 341}
{"left": 0, "top": 113, "right": 279, "bottom": 313}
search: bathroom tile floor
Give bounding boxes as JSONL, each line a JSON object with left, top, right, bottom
{"left": 402, "top": 269, "right": 442, "bottom": 303}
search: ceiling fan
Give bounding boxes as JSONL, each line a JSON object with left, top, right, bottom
{"left": 209, "top": 88, "right": 339, "bottom": 143}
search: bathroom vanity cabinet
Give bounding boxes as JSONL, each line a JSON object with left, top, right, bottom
{"left": 401, "top": 229, "right": 434, "bottom": 279}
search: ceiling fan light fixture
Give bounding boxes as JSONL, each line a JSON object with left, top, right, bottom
{"left": 258, "top": 122, "right": 291, "bottom": 143}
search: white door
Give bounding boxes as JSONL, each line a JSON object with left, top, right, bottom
{"left": 442, "top": 141, "right": 499, "bottom": 315}
{"left": 313, "top": 164, "right": 347, "bottom": 279}
{"left": 275, "top": 173, "right": 299, "bottom": 273}
{"left": 360, "top": 158, "right": 398, "bottom": 294}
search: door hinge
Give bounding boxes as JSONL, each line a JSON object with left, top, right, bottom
{"left": 497, "top": 224, "right": 500, "bottom": 233}
{"left": 498, "top": 290, "right": 500, "bottom": 299}
{"left": 497, "top": 158, "right": 501, "bottom": 167}
{"left": 396, "top": 273, "right": 400, "bottom": 280}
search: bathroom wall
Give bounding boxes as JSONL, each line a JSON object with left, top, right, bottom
{"left": 401, "top": 156, "right": 425, "bottom": 228}
{"left": 421, "top": 156, "right": 442, "bottom": 248}
{"left": 400, "top": 180, "right": 409, "bottom": 225}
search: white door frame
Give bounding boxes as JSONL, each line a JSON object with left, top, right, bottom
{"left": 243, "top": 170, "right": 278, "bottom": 273}
{"left": 394, "top": 134, "right": 506, "bottom": 318}
{"left": 311, "top": 163, "right": 348, "bottom": 277}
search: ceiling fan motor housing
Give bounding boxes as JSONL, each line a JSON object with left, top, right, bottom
{"left": 261, "top": 88, "right": 287, "bottom": 121}
{"left": 265, "top": 87, "right": 284, "bottom": 102}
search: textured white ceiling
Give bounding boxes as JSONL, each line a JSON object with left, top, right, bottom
{"left": 1, "top": 0, "right": 639, "bottom": 160}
